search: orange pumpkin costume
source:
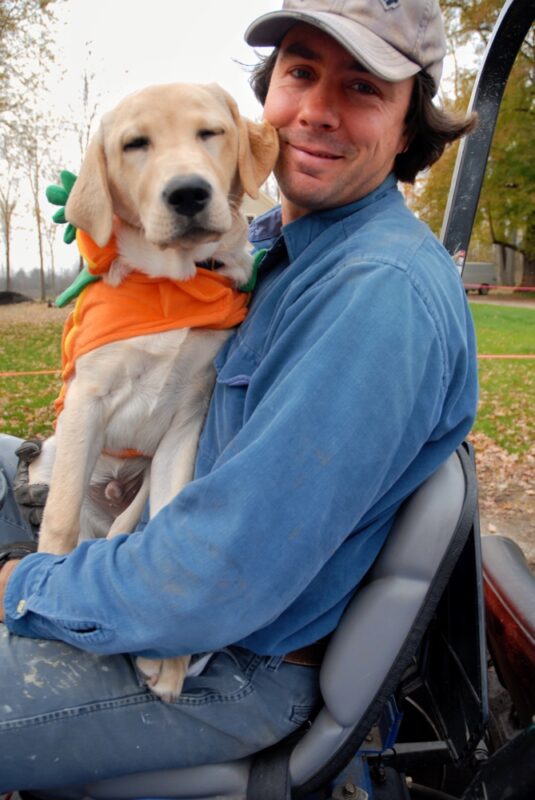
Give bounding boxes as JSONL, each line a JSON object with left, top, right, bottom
{"left": 55, "top": 230, "right": 250, "bottom": 417}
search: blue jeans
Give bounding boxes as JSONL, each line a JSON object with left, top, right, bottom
{"left": 0, "top": 435, "right": 321, "bottom": 793}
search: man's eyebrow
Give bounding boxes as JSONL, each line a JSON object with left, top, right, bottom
{"left": 279, "top": 41, "right": 371, "bottom": 73}
{"left": 280, "top": 41, "right": 321, "bottom": 62}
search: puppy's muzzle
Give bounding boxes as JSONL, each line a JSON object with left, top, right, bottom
{"left": 163, "top": 176, "right": 212, "bottom": 219}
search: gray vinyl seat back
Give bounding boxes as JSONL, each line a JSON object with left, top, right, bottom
{"left": 86, "top": 445, "right": 477, "bottom": 800}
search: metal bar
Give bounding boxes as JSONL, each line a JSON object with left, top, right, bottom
{"left": 440, "top": 0, "right": 534, "bottom": 261}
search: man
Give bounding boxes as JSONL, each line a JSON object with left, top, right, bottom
{"left": 0, "top": 0, "right": 478, "bottom": 791}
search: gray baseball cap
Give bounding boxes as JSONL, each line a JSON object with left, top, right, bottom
{"left": 245, "top": 0, "right": 447, "bottom": 94}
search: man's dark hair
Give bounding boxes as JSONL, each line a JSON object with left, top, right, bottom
{"left": 249, "top": 50, "right": 476, "bottom": 184}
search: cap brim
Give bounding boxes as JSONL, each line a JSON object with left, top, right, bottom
{"left": 245, "top": 10, "right": 421, "bottom": 84}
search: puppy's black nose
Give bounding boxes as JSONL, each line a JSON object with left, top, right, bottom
{"left": 163, "top": 176, "right": 212, "bottom": 217}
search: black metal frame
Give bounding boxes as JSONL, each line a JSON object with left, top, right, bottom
{"left": 440, "top": 0, "right": 534, "bottom": 263}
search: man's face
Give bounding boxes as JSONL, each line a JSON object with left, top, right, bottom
{"left": 263, "top": 24, "right": 414, "bottom": 223}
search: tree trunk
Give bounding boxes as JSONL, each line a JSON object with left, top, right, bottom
{"left": 35, "top": 202, "right": 46, "bottom": 300}
{"left": 5, "top": 233, "right": 11, "bottom": 291}
{"left": 493, "top": 242, "right": 506, "bottom": 285}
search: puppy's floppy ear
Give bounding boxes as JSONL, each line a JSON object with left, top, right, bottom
{"left": 65, "top": 127, "right": 114, "bottom": 247}
{"left": 236, "top": 116, "right": 279, "bottom": 199}
{"left": 211, "top": 84, "right": 279, "bottom": 199}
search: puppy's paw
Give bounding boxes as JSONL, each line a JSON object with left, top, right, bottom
{"left": 136, "top": 655, "right": 190, "bottom": 702}
{"left": 219, "top": 253, "right": 253, "bottom": 288}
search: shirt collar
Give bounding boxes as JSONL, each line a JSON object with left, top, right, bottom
{"left": 249, "top": 174, "right": 398, "bottom": 263}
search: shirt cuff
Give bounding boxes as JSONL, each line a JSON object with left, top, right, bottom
{"left": 5, "top": 552, "right": 74, "bottom": 641}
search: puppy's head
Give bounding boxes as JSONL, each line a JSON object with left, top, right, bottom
{"left": 66, "top": 82, "right": 279, "bottom": 248}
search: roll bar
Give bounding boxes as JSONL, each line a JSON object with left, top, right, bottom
{"left": 440, "top": 0, "right": 534, "bottom": 263}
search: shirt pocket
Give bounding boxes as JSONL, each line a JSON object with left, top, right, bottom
{"left": 196, "top": 341, "right": 259, "bottom": 474}
{"left": 214, "top": 342, "right": 258, "bottom": 432}
{"left": 214, "top": 338, "right": 257, "bottom": 388}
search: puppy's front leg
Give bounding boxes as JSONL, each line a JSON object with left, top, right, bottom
{"left": 136, "top": 655, "right": 191, "bottom": 702}
{"left": 38, "top": 384, "right": 105, "bottom": 555}
{"left": 136, "top": 387, "right": 214, "bottom": 701}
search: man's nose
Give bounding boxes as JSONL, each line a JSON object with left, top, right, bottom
{"left": 298, "top": 82, "right": 339, "bottom": 130}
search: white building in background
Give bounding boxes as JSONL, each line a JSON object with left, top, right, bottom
{"left": 242, "top": 189, "right": 276, "bottom": 223}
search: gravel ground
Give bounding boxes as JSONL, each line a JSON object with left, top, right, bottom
{"left": 0, "top": 301, "right": 70, "bottom": 326}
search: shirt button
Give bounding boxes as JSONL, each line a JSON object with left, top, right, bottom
{"left": 16, "top": 599, "right": 26, "bottom": 614}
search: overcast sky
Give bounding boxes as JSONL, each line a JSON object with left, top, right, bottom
{"left": 52, "top": 0, "right": 282, "bottom": 122}
{"left": 6, "top": 0, "right": 282, "bottom": 282}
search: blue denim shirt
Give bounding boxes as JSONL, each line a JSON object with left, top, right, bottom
{"left": 4, "top": 175, "right": 478, "bottom": 658}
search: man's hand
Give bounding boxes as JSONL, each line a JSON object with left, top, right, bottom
{"left": 0, "top": 541, "right": 38, "bottom": 622}
{"left": 13, "top": 438, "right": 49, "bottom": 527}
{"left": 0, "top": 560, "right": 21, "bottom": 623}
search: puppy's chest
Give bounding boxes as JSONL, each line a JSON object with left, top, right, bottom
{"left": 74, "top": 328, "right": 229, "bottom": 451}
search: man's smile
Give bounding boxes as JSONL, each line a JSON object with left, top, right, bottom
{"left": 279, "top": 131, "right": 345, "bottom": 159}
{"left": 290, "top": 143, "right": 343, "bottom": 160}
{"left": 280, "top": 136, "right": 347, "bottom": 167}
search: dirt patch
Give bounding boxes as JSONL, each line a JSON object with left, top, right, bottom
{"left": 468, "top": 432, "right": 535, "bottom": 570}
{"left": 0, "top": 301, "right": 70, "bottom": 326}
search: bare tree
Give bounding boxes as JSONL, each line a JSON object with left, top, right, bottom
{"left": 0, "top": 1, "right": 56, "bottom": 123}
{"left": 44, "top": 216, "right": 57, "bottom": 294}
{"left": 8, "top": 109, "right": 62, "bottom": 300}
{"left": 26, "top": 122, "right": 48, "bottom": 300}
{"left": 64, "top": 63, "right": 101, "bottom": 271}
{"left": 75, "top": 66, "right": 100, "bottom": 161}
{"left": 0, "top": 1, "right": 59, "bottom": 295}
{"left": 0, "top": 176, "right": 16, "bottom": 290}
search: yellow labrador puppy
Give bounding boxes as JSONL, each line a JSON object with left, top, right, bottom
{"left": 30, "top": 83, "right": 278, "bottom": 700}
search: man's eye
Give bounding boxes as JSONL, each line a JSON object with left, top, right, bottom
{"left": 123, "top": 137, "right": 150, "bottom": 152}
{"left": 290, "top": 67, "right": 312, "bottom": 80}
{"left": 351, "top": 81, "right": 377, "bottom": 95}
{"left": 199, "top": 129, "right": 224, "bottom": 141}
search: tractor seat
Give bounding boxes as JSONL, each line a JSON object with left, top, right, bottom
{"left": 86, "top": 445, "right": 478, "bottom": 800}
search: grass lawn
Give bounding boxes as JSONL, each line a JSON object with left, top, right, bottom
{"left": 0, "top": 302, "right": 534, "bottom": 454}
{"left": 0, "top": 320, "right": 63, "bottom": 439}
{"left": 469, "top": 304, "right": 535, "bottom": 454}
{"left": 469, "top": 304, "right": 535, "bottom": 354}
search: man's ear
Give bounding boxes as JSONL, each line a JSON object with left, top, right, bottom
{"left": 65, "top": 127, "right": 114, "bottom": 246}
{"left": 211, "top": 84, "right": 279, "bottom": 198}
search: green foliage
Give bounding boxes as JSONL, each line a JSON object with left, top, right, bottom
{"left": 410, "top": 0, "right": 535, "bottom": 263}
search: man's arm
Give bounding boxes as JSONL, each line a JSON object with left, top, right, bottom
{"left": 2, "top": 260, "right": 477, "bottom": 657}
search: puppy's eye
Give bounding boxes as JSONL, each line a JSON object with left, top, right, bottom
{"left": 123, "top": 136, "right": 150, "bottom": 152}
{"left": 198, "top": 129, "right": 224, "bottom": 141}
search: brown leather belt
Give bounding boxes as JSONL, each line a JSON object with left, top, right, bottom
{"left": 283, "top": 636, "right": 330, "bottom": 667}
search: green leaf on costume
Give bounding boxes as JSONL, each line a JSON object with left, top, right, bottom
{"left": 46, "top": 185, "right": 68, "bottom": 205}
{"left": 239, "top": 248, "right": 267, "bottom": 293}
